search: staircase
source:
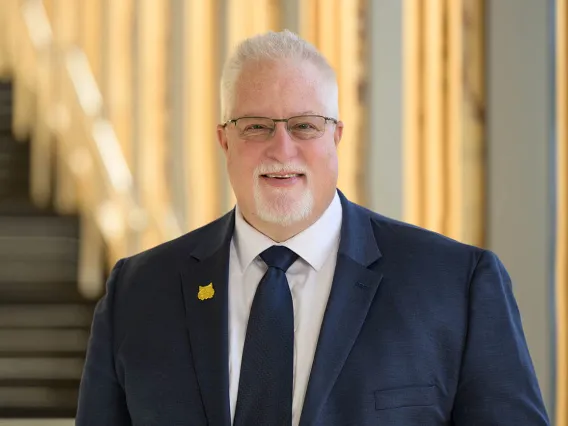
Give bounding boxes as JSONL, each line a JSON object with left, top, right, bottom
{"left": 0, "top": 81, "right": 95, "bottom": 418}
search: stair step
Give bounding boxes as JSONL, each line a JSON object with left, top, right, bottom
{"left": 0, "top": 150, "right": 28, "bottom": 161}
{"left": 0, "top": 420, "right": 74, "bottom": 425}
{"left": 0, "top": 236, "right": 78, "bottom": 261}
{"left": 0, "top": 82, "right": 13, "bottom": 96}
{"left": 0, "top": 357, "right": 84, "bottom": 380}
{"left": 0, "top": 378, "right": 79, "bottom": 418}
{"left": 0, "top": 304, "right": 94, "bottom": 328}
{"left": 0, "top": 173, "right": 28, "bottom": 184}
{"left": 0, "top": 197, "right": 47, "bottom": 217}
{"left": 0, "top": 385, "right": 78, "bottom": 410}
{"left": 0, "top": 260, "right": 77, "bottom": 283}
{"left": 0, "top": 217, "right": 79, "bottom": 239}
{"left": 0, "top": 134, "right": 23, "bottom": 144}
{"left": 0, "top": 411, "right": 77, "bottom": 420}
{"left": 0, "top": 383, "right": 78, "bottom": 418}
{"left": 0, "top": 329, "right": 89, "bottom": 353}
{"left": 0, "top": 182, "right": 29, "bottom": 196}
{"left": 0, "top": 160, "right": 28, "bottom": 174}
{"left": 0, "top": 155, "right": 29, "bottom": 167}
{"left": 0, "top": 199, "right": 41, "bottom": 217}
{"left": 0, "top": 282, "right": 87, "bottom": 303}
{"left": 0, "top": 137, "right": 26, "bottom": 150}
{"left": 0, "top": 178, "right": 29, "bottom": 189}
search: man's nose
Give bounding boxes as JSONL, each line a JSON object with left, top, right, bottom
{"left": 265, "top": 123, "right": 298, "bottom": 160}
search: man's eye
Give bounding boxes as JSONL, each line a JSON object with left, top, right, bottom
{"left": 293, "top": 123, "right": 317, "bottom": 130}
{"left": 245, "top": 124, "right": 269, "bottom": 131}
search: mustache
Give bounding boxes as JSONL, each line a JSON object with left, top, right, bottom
{"left": 254, "top": 163, "right": 309, "bottom": 175}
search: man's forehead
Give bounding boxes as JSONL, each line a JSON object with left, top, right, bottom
{"left": 238, "top": 110, "right": 321, "bottom": 118}
{"left": 236, "top": 60, "right": 322, "bottom": 89}
{"left": 228, "top": 60, "right": 332, "bottom": 117}
{"left": 233, "top": 83, "right": 326, "bottom": 116}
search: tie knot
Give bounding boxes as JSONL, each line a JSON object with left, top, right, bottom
{"left": 260, "top": 246, "right": 298, "bottom": 272}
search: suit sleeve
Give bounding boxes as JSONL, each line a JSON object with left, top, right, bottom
{"left": 76, "top": 259, "right": 131, "bottom": 426}
{"left": 451, "top": 250, "right": 550, "bottom": 425}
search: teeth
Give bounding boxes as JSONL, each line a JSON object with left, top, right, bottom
{"left": 265, "top": 174, "right": 299, "bottom": 178}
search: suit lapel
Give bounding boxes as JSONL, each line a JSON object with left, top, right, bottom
{"left": 299, "top": 192, "right": 384, "bottom": 426}
{"left": 180, "top": 212, "right": 235, "bottom": 426}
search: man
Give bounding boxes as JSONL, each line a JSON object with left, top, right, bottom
{"left": 77, "top": 30, "right": 549, "bottom": 425}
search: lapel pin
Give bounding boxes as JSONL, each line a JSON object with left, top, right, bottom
{"left": 198, "top": 283, "right": 215, "bottom": 301}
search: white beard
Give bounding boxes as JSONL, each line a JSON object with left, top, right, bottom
{"left": 253, "top": 163, "right": 314, "bottom": 226}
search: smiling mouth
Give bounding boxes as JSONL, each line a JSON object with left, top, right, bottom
{"left": 261, "top": 173, "right": 304, "bottom": 179}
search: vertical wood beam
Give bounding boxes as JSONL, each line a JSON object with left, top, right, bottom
{"left": 460, "top": 0, "right": 485, "bottom": 246}
{"left": 446, "top": 0, "right": 465, "bottom": 241}
{"left": 556, "top": 0, "right": 568, "bottom": 422}
{"left": 30, "top": 0, "right": 55, "bottom": 209}
{"left": 403, "top": 0, "right": 424, "bottom": 226}
{"left": 135, "top": 0, "right": 169, "bottom": 249}
{"left": 78, "top": 0, "right": 102, "bottom": 88}
{"left": 403, "top": 0, "right": 485, "bottom": 245}
{"left": 104, "top": 0, "right": 133, "bottom": 167}
{"left": 227, "top": 0, "right": 280, "bottom": 52}
{"left": 52, "top": 0, "right": 79, "bottom": 213}
{"left": 42, "top": 0, "right": 54, "bottom": 24}
{"left": 184, "top": 0, "right": 220, "bottom": 230}
{"left": 423, "top": 0, "right": 445, "bottom": 233}
{"left": 336, "top": 0, "right": 362, "bottom": 203}
{"left": 299, "top": 0, "right": 363, "bottom": 204}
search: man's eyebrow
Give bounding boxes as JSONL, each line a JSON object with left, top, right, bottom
{"left": 237, "top": 113, "right": 269, "bottom": 118}
{"left": 235, "top": 110, "right": 321, "bottom": 118}
{"left": 295, "top": 110, "right": 319, "bottom": 115}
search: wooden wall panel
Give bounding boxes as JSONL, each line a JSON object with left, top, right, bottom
{"left": 104, "top": 0, "right": 133, "bottom": 167}
{"left": 300, "top": 0, "right": 364, "bottom": 204}
{"left": 403, "top": 0, "right": 485, "bottom": 246}
{"left": 423, "top": 0, "right": 445, "bottom": 233}
{"left": 403, "top": 0, "right": 423, "bottom": 226}
{"left": 556, "top": 0, "right": 568, "bottom": 422}
{"left": 78, "top": 0, "right": 102, "bottom": 87}
{"left": 184, "top": 0, "right": 220, "bottom": 230}
{"left": 226, "top": 0, "right": 279, "bottom": 52}
{"left": 134, "top": 0, "right": 170, "bottom": 249}
{"left": 52, "top": 0, "right": 79, "bottom": 213}
{"left": 459, "top": 0, "right": 485, "bottom": 245}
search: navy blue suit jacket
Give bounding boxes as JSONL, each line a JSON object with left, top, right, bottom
{"left": 77, "top": 191, "right": 549, "bottom": 425}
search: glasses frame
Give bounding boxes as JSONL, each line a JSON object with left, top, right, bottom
{"left": 221, "top": 114, "right": 339, "bottom": 141}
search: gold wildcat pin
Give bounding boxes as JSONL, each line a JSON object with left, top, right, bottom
{"left": 197, "top": 283, "right": 215, "bottom": 301}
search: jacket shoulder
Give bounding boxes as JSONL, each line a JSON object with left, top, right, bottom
{"left": 113, "top": 211, "right": 233, "bottom": 282}
{"left": 352, "top": 202, "right": 484, "bottom": 264}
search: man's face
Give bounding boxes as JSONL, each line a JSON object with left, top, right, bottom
{"left": 218, "top": 60, "right": 343, "bottom": 229}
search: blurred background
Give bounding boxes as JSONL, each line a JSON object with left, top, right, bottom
{"left": 0, "top": 0, "right": 565, "bottom": 424}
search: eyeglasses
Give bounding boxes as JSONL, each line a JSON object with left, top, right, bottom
{"left": 222, "top": 114, "right": 338, "bottom": 141}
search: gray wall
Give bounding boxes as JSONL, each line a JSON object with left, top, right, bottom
{"left": 366, "top": 0, "right": 403, "bottom": 219}
{"left": 487, "top": 0, "right": 554, "bottom": 416}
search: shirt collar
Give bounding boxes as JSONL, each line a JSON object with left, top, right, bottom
{"left": 233, "top": 191, "right": 342, "bottom": 272}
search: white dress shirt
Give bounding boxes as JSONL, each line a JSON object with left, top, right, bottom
{"left": 228, "top": 191, "right": 342, "bottom": 426}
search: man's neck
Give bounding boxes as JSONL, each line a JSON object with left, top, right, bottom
{"left": 243, "top": 215, "right": 319, "bottom": 243}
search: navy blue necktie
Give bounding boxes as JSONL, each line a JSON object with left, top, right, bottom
{"left": 234, "top": 245, "right": 298, "bottom": 426}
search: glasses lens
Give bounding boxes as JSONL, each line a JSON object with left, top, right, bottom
{"left": 288, "top": 116, "right": 326, "bottom": 140}
{"left": 235, "top": 117, "right": 274, "bottom": 140}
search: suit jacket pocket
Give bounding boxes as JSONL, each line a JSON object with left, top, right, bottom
{"left": 374, "top": 385, "right": 437, "bottom": 411}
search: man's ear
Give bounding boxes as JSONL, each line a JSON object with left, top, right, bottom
{"left": 217, "top": 125, "right": 229, "bottom": 152}
{"left": 334, "top": 121, "right": 344, "bottom": 146}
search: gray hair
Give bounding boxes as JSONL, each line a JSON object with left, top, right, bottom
{"left": 220, "top": 30, "right": 338, "bottom": 122}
